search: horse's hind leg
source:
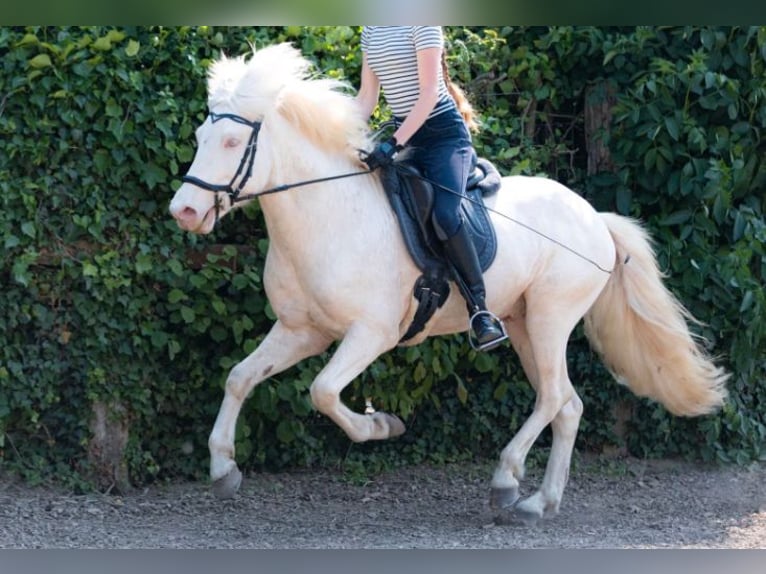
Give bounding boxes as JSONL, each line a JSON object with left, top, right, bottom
{"left": 208, "top": 320, "right": 331, "bottom": 499}
{"left": 309, "top": 322, "right": 405, "bottom": 442}
{"left": 491, "top": 314, "right": 581, "bottom": 524}
{"left": 515, "top": 391, "right": 582, "bottom": 521}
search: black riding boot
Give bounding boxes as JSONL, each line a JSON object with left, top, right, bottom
{"left": 442, "top": 223, "right": 507, "bottom": 351}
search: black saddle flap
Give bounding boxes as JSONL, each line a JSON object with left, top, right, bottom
{"left": 381, "top": 159, "right": 499, "bottom": 274}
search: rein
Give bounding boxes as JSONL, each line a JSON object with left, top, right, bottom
{"left": 181, "top": 113, "right": 611, "bottom": 274}
{"left": 233, "top": 169, "right": 373, "bottom": 203}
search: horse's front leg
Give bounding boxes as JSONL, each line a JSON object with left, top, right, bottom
{"left": 309, "top": 322, "right": 405, "bottom": 442}
{"left": 208, "top": 320, "right": 331, "bottom": 499}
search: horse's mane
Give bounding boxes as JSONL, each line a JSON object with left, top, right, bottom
{"left": 207, "top": 43, "right": 370, "bottom": 159}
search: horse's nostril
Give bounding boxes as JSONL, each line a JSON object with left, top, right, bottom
{"left": 173, "top": 206, "right": 198, "bottom": 222}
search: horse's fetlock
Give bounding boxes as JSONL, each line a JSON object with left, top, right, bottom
{"left": 208, "top": 436, "right": 233, "bottom": 458}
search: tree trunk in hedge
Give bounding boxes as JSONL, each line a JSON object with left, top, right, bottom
{"left": 585, "top": 80, "right": 631, "bottom": 448}
{"left": 584, "top": 80, "right": 616, "bottom": 175}
{"left": 87, "top": 401, "right": 130, "bottom": 493}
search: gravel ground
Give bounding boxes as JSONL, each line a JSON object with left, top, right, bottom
{"left": 1, "top": 456, "right": 764, "bottom": 549}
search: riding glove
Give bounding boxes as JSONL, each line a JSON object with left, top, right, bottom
{"left": 363, "top": 136, "right": 403, "bottom": 170}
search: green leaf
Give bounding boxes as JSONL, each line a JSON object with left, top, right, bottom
{"left": 106, "top": 30, "right": 126, "bottom": 43}
{"left": 712, "top": 193, "right": 727, "bottom": 224}
{"left": 142, "top": 162, "right": 166, "bottom": 189}
{"left": 28, "top": 54, "right": 52, "bottom": 69}
{"left": 92, "top": 150, "right": 110, "bottom": 175}
{"left": 615, "top": 186, "right": 632, "bottom": 215}
{"left": 16, "top": 33, "right": 39, "bottom": 47}
{"left": 493, "top": 381, "right": 509, "bottom": 401}
{"left": 82, "top": 262, "right": 99, "bottom": 277}
{"left": 168, "top": 289, "right": 187, "bottom": 303}
{"left": 180, "top": 306, "right": 196, "bottom": 323}
{"left": 135, "top": 253, "right": 153, "bottom": 274}
{"left": 4, "top": 235, "right": 20, "bottom": 249}
{"left": 732, "top": 211, "right": 746, "bottom": 242}
{"left": 644, "top": 148, "right": 657, "bottom": 171}
{"left": 212, "top": 299, "right": 227, "bottom": 315}
{"left": 125, "top": 40, "right": 140, "bottom": 57}
{"left": 21, "top": 222, "right": 36, "bottom": 238}
{"left": 276, "top": 419, "right": 296, "bottom": 444}
{"left": 659, "top": 210, "right": 692, "bottom": 226}
{"left": 167, "top": 259, "right": 184, "bottom": 276}
{"left": 739, "top": 291, "right": 754, "bottom": 313}
{"left": 105, "top": 101, "right": 122, "bottom": 117}
{"left": 456, "top": 378, "right": 468, "bottom": 405}
{"left": 92, "top": 36, "right": 113, "bottom": 51}
{"left": 168, "top": 340, "right": 181, "bottom": 360}
{"left": 664, "top": 116, "right": 680, "bottom": 141}
{"left": 474, "top": 352, "right": 494, "bottom": 374}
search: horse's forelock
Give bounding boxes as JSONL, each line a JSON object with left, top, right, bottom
{"left": 206, "top": 53, "right": 246, "bottom": 109}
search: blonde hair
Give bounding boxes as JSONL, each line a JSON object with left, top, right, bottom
{"left": 441, "top": 51, "right": 479, "bottom": 133}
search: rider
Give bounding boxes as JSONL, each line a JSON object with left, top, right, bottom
{"left": 356, "top": 26, "right": 507, "bottom": 350}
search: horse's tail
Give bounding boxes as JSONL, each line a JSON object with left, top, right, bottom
{"left": 583, "top": 213, "right": 729, "bottom": 416}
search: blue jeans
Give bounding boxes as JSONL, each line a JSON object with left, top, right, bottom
{"left": 397, "top": 105, "right": 475, "bottom": 239}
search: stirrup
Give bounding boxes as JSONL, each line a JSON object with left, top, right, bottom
{"left": 468, "top": 310, "right": 508, "bottom": 351}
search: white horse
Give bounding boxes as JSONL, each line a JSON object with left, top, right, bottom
{"left": 169, "top": 44, "right": 728, "bottom": 523}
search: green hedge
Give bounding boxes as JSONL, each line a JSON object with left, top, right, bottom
{"left": 1, "top": 26, "right": 764, "bottom": 487}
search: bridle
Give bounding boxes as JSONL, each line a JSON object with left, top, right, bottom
{"left": 181, "top": 112, "right": 262, "bottom": 223}
{"left": 180, "top": 111, "right": 372, "bottom": 225}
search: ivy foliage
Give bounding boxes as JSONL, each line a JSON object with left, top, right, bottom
{"left": 0, "top": 26, "right": 764, "bottom": 486}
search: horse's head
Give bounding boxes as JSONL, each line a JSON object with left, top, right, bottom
{"left": 169, "top": 43, "right": 313, "bottom": 234}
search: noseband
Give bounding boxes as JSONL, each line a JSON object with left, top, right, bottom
{"left": 181, "top": 112, "right": 262, "bottom": 221}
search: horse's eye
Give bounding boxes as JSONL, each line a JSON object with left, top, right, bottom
{"left": 224, "top": 137, "right": 241, "bottom": 149}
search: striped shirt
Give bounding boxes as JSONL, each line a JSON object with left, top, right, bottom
{"left": 361, "top": 26, "right": 453, "bottom": 119}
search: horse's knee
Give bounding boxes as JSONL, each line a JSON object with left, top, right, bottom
{"left": 224, "top": 363, "right": 253, "bottom": 401}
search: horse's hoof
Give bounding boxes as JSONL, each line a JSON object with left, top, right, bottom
{"left": 492, "top": 509, "right": 517, "bottom": 526}
{"left": 492, "top": 498, "right": 543, "bottom": 527}
{"left": 495, "top": 496, "right": 545, "bottom": 527}
{"left": 211, "top": 467, "right": 242, "bottom": 499}
{"left": 493, "top": 508, "right": 542, "bottom": 527}
{"left": 386, "top": 413, "right": 406, "bottom": 437}
{"left": 370, "top": 412, "right": 406, "bottom": 438}
{"left": 489, "top": 486, "right": 519, "bottom": 511}
{"left": 513, "top": 505, "right": 544, "bottom": 527}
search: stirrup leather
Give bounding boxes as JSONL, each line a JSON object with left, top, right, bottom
{"left": 468, "top": 310, "right": 508, "bottom": 351}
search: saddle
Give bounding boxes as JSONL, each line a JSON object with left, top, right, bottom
{"left": 380, "top": 157, "right": 501, "bottom": 343}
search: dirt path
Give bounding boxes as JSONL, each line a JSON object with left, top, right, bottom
{"left": 1, "top": 457, "right": 764, "bottom": 549}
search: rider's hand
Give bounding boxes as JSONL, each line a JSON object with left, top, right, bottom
{"left": 363, "top": 136, "right": 403, "bottom": 170}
